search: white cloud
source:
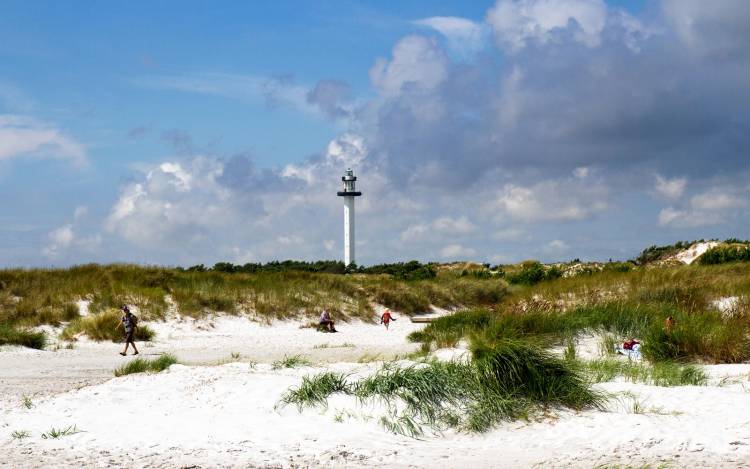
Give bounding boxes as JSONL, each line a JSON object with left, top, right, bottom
{"left": 659, "top": 189, "right": 746, "bottom": 227}
{"left": 73, "top": 206, "right": 88, "bottom": 220}
{"left": 413, "top": 16, "right": 485, "bottom": 57}
{"left": 655, "top": 175, "right": 687, "bottom": 200}
{"left": 432, "top": 215, "right": 476, "bottom": 235}
{"left": 690, "top": 190, "right": 743, "bottom": 211}
{"left": 0, "top": 115, "right": 85, "bottom": 163}
{"left": 400, "top": 223, "right": 429, "bottom": 242}
{"left": 440, "top": 243, "right": 476, "bottom": 259}
{"left": 486, "top": 0, "right": 607, "bottom": 52}
{"left": 370, "top": 35, "right": 448, "bottom": 97}
{"left": 542, "top": 239, "right": 570, "bottom": 256}
{"left": 42, "top": 224, "right": 74, "bottom": 258}
{"left": 105, "top": 157, "right": 231, "bottom": 246}
{"left": 493, "top": 228, "right": 525, "bottom": 241}
{"left": 490, "top": 179, "right": 608, "bottom": 222}
{"left": 573, "top": 167, "right": 590, "bottom": 179}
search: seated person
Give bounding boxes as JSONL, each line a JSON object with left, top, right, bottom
{"left": 319, "top": 309, "right": 337, "bottom": 332}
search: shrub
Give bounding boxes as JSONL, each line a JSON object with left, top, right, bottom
{"left": 699, "top": 245, "right": 750, "bottom": 265}
{"left": 114, "top": 354, "right": 177, "bottom": 377}
{"left": 0, "top": 324, "right": 46, "bottom": 349}
{"left": 61, "top": 309, "right": 155, "bottom": 342}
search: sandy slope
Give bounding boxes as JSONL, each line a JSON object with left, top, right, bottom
{"left": 3, "top": 315, "right": 750, "bottom": 468}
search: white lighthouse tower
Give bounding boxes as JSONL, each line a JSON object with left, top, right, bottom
{"left": 337, "top": 168, "right": 362, "bottom": 266}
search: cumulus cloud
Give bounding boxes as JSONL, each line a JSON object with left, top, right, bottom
{"left": 413, "top": 16, "right": 486, "bottom": 57}
{"left": 658, "top": 188, "right": 747, "bottom": 228}
{"left": 489, "top": 179, "right": 608, "bottom": 222}
{"left": 486, "top": 0, "right": 607, "bottom": 51}
{"left": 42, "top": 224, "right": 74, "bottom": 257}
{"left": 86, "top": 0, "right": 750, "bottom": 265}
{"left": 0, "top": 115, "right": 85, "bottom": 163}
{"left": 440, "top": 243, "right": 476, "bottom": 259}
{"left": 655, "top": 175, "right": 687, "bottom": 200}
{"left": 369, "top": 35, "right": 448, "bottom": 97}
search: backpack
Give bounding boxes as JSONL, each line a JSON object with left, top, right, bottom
{"left": 129, "top": 314, "right": 138, "bottom": 328}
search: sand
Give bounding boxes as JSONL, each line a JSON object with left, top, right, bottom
{"left": 3, "top": 315, "right": 750, "bottom": 468}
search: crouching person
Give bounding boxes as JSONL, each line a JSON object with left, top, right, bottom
{"left": 319, "top": 309, "right": 337, "bottom": 333}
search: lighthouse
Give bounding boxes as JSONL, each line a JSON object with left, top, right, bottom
{"left": 336, "top": 168, "right": 362, "bottom": 266}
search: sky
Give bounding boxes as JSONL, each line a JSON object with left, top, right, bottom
{"left": 0, "top": 0, "right": 748, "bottom": 267}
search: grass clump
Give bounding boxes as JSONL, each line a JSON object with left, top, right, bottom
{"left": 61, "top": 308, "right": 154, "bottom": 342}
{"left": 113, "top": 354, "right": 178, "bottom": 377}
{"left": 0, "top": 324, "right": 46, "bottom": 349}
{"left": 280, "top": 372, "right": 351, "bottom": 410}
{"left": 272, "top": 354, "right": 312, "bottom": 370}
{"left": 281, "top": 339, "right": 603, "bottom": 436}
{"left": 41, "top": 425, "right": 82, "bottom": 439}
{"left": 584, "top": 359, "right": 707, "bottom": 386}
{"left": 11, "top": 430, "right": 31, "bottom": 439}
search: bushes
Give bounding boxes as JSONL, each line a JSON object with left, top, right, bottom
{"left": 61, "top": 309, "right": 155, "bottom": 342}
{"left": 0, "top": 324, "right": 46, "bottom": 349}
{"left": 281, "top": 339, "right": 603, "bottom": 435}
{"left": 412, "top": 303, "right": 750, "bottom": 364}
{"left": 506, "top": 262, "right": 561, "bottom": 286}
{"left": 114, "top": 354, "right": 177, "bottom": 377}
{"left": 699, "top": 245, "right": 750, "bottom": 265}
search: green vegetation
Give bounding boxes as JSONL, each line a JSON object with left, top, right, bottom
{"left": 0, "top": 324, "right": 46, "bottom": 349}
{"left": 0, "top": 263, "right": 507, "bottom": 330}
{"left": 113, "top": 354, "right": 178, "bottom": 377}
{"left": 583, "top": 359, "right": 707, "bottom": 386}
{"left": 11, "top": 430, "right": 31, "bottom": 439}
{"left": 281, "top": 340, "right": 603, "bottom": 436}
{"left": 61, "top": 308, "right": 155, "bottom": 342}
{"left": 411, "top": 303, "right": 750, "bottom": 363}
{"left": 699, "top": 244, "right": 750, "bottom": 265}
{"left": 505, "top": 261, "right": 562, "bottom": 286}
{"left": 41, "top": 425, "right": 82, "bottom": 439}
{"left": 22, "top": 395, "right": 33, "bottom": 409}
{"left": 272, "top": 354, "right": 312, "bottom": 369}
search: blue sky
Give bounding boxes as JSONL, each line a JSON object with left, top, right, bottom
{"left": 0, "top": 0, "right": 748, "bottom": 267}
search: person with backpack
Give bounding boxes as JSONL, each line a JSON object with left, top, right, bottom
{"left": 116, "top": 305, "right": 139, "bottom": 356}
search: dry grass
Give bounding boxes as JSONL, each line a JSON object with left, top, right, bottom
{"left": 0, "top": 264, "right": 509, "bottom": 327}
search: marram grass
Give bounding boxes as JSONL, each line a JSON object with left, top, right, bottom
{"left": 280, "top": 339, "right": 604, "bottom": 436}
{"left": 114, "top": 353, "right": 178, "bottom": 377}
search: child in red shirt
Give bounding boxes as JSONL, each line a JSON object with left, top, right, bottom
{"left": 380, "top": 310, "right": 396, "bottom": 330}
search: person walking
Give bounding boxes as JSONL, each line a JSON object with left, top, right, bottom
{"left": 116, "top": 305, "right": 139, "bottom": 356}
{"left": 380, "top": 309, "right": 396, "bottom": 330}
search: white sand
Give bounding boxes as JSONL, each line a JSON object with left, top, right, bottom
{"left": 672, "top": 241, "right": 720, "bottom": 265}
{"left": 4, "top": 314, "right": 750, "bottom": 467}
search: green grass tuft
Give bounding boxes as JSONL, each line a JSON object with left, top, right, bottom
{"left": 113, "top": 353, "right": 178, "bottom": 377}
{"left": 280, "top": 339, "right": 603, "bottom": 436}
{"left": 41, "top": 425, "right": 82, "bottom": 439}
{"left": 0, "top": 324, "right": 46, "bottom": 349}
{"left": 584, "top": 358, "right": 707, "bottom": 386}
{"left": 272, "top": 354, "right": 312, "bottom": 370}
{"left": 11, "top": 430, "right": 31, "bottom": 439}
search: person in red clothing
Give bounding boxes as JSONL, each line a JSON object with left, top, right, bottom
{"left": 623, "top": 337, "right": 640, "bottom": 350}
{"left": 380, "top": 309, "right": 396, "bottom": 330}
